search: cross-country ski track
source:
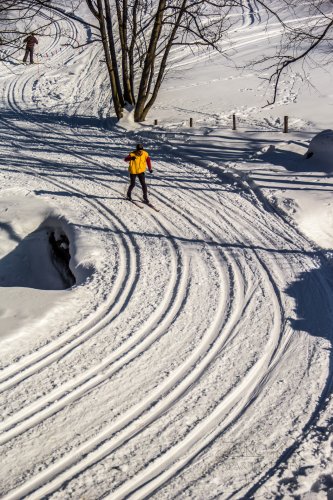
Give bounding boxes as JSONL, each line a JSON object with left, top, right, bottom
{"left": 0, "top": 3, "right": 332, "bottom": 499}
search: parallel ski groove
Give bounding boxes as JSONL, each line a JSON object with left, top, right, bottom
{"left": 1, "top": 7, "right": 332, "bottom": 500}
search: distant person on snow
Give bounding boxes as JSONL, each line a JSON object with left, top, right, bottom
{"left": 23, "top": 33, "right": 38, "bottom": 64}
{"left": 125, "top": 144, "right": 153, "bottom": 204}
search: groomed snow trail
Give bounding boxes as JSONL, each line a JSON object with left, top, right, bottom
{"left": 0, "top": 4, "right": 332, "bottom": 499}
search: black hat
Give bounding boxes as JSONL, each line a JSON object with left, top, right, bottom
{"left": 136, "top": 143, "right": 144, "bottom": 150}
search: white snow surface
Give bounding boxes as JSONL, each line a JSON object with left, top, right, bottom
{"left": 0, "top": 1, "right": 332, "bottom": 499}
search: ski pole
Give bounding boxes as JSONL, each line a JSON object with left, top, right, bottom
{"left": 37, "top": 52, "right": 40, "bottom": 77}
{"left": 147, "top": 169, "right": 154, "bottom": 198}
{"left": 124, "top": 174, "right": 129, "bottom": 198}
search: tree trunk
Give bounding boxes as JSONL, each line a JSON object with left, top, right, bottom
{"left": 104, "top": 0, "right": 125, "bottom": 107}
{"left": 128, "top": 0, "right": 139, "bottom": 104}
{"left": 134, "top": 0, "right": 166, "bottom": 121}
{"left": 140, "top": 0, "right": 187, "bottom": 121}
{"left": 95, "top": 0, "right": 123, "bottom": 118}
{"left": 115, "top": 0, "right": 135, "bottom": 104}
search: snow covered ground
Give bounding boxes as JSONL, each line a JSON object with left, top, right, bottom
{"left": 0, "top": 1, "right": 332, "bottom": 499}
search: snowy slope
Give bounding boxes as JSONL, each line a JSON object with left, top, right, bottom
{"left": 0, "top": 2, "right": 332, "bottom": 499}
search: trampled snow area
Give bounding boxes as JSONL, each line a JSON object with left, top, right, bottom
{"left": 0, "top": 1, "right": 332, "bottom": 499}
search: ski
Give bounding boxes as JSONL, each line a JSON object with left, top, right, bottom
{"left": 143, "top": 201, "right": 160, "bottom": 212}
{"left": 124, "top": 198, "right": 144, "bottom": 209}
{"left": 124, "top": 197, "right": 160, "bottom": 212}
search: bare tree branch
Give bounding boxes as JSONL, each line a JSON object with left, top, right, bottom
{"left": 252, "top": 0, "right": 333, "bottom": 105}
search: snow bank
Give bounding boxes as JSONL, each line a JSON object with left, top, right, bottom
{"left": 116, "top": 106, "right": 141, "bottom": 131}
{"left": 305, "top": 129, "right": 333, "bottom": 172}
{"left": 0, "top": 189, "right": 95, "bottom": 286}
{"left": 0, "top": 189, "right": 95, "bottom": 343}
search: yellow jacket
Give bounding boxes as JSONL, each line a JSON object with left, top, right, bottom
{"left": 125, "top": 150, "right": 151, "bottom": 174}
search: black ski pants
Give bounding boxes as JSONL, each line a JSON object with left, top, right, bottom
{"left": 127, "top": 173, "right": 148, "bottom": 202}
{"left": 23, "top": 47, "right": 34, "bottom": 64}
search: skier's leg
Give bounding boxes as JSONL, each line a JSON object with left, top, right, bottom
{"left": 127, "top": 174, "right": 136, "bottom": 200}
{"left": 23, "top": 49, "right": 29, "bottom": 63}
{"left": 138, "top": 173, "right": 149, "bottom": 202}
{"left": 29, "top": 48, "right": 34, "bottom": 64}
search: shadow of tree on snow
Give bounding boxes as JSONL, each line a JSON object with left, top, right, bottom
{"left": 242, "top": 258, "right": 333, "bottom": 498}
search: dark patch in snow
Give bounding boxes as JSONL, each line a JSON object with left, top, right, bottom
{"left": 311, "top": 473, "right": 333, "bottom": 494}
{"left": 48, "top": 231, "right": 76, "bottom": 288}
{"left": 84, "top": 24, "right": 92, "bottom": 42}
{"left": 0, "top": 225, "right": 75, "bottom": 290}
{"left": 238, "top": 261, "right": 333, "bottom": 498}
{"left": 0, "top": 222, "right": 21, "bottom": 244}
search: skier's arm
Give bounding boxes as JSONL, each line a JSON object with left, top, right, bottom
{"left": 124, "top": 154, "right": 134, "bottom": 162}
{"left": 146, "top": 156, "right": 152, "bottom": 172}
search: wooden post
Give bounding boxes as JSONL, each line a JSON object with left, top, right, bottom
{"left": 154, "top": 119, "right": 158, "bottom": 126}
{"left": 283, "top": 115, "right": 288, "bottom": 133}
{"left": 232, "top": 114, "right": 236, "bottom": 131}
{"left": 190, "top": 118, "right": 193, "bottom": 127}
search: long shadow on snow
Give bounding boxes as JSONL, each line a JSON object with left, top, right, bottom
{"left": 87, "top": 219, "right": 333, "bottom": 498}
{"left": 0, "top": 109, "right": 126, "bottom": 168}
{"left": 0, "top": 115, "right": 130, "bottom": 185}
{"left": 250, "top": 175, "right": 333, "bottom": 191}
{"left": 1, "top": 108, "right": 323, "bottom": 199}
{"left": 34, "top": 189, "right": 122, "bottom": 200}
{"left": 256, "top": 146, "right": 333, "bottom": 175}
{"left": 0, "top": 108, "right": 317, "bottom": 177}
{"left": 131, "top": 129, "right": 332, "bottom": 196}
{"left": 0, "top": 224, "right": 75, "bottom": 290}
{"left": 74, "top": 223, "right": 326, "bottom": 258}
{"left": 0, "top": 107, "right": 118, "bottom": 130}
{"left": 2, "top": 109, "right": 331, "bottom": 213}
{"left": 152, "top": 259, "right": 333, "bottom": 500}
{"left": 3, "top": 109, "right": 332, "bottom": 493}
{"left": 239, "top": 260, "right": 333, "bottom": 498}
{"left": 0, "top": 118, "right": 239, "bottom": 196}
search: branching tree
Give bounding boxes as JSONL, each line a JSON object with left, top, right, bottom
{"left": 0, "top": 0, "right": 243, "bottom": 122}
{"left": 85, "top": 0, "right": 240, "bottom": 121}
{"left": 0, "top": 0, "right": 240, "bottom": 122}
{"left": 3, "top": 1, "right": 331, "bottom": 119}
{"left": 255, "top": 0, "right": 333, "bottom": 105}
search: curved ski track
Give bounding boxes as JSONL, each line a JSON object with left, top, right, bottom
{"left": 0, "top": 6, "right": 332, "bottom": 500}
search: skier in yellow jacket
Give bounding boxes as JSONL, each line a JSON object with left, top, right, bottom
{"left": 125, "top": 144, "right": 153, "bottom": 203}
